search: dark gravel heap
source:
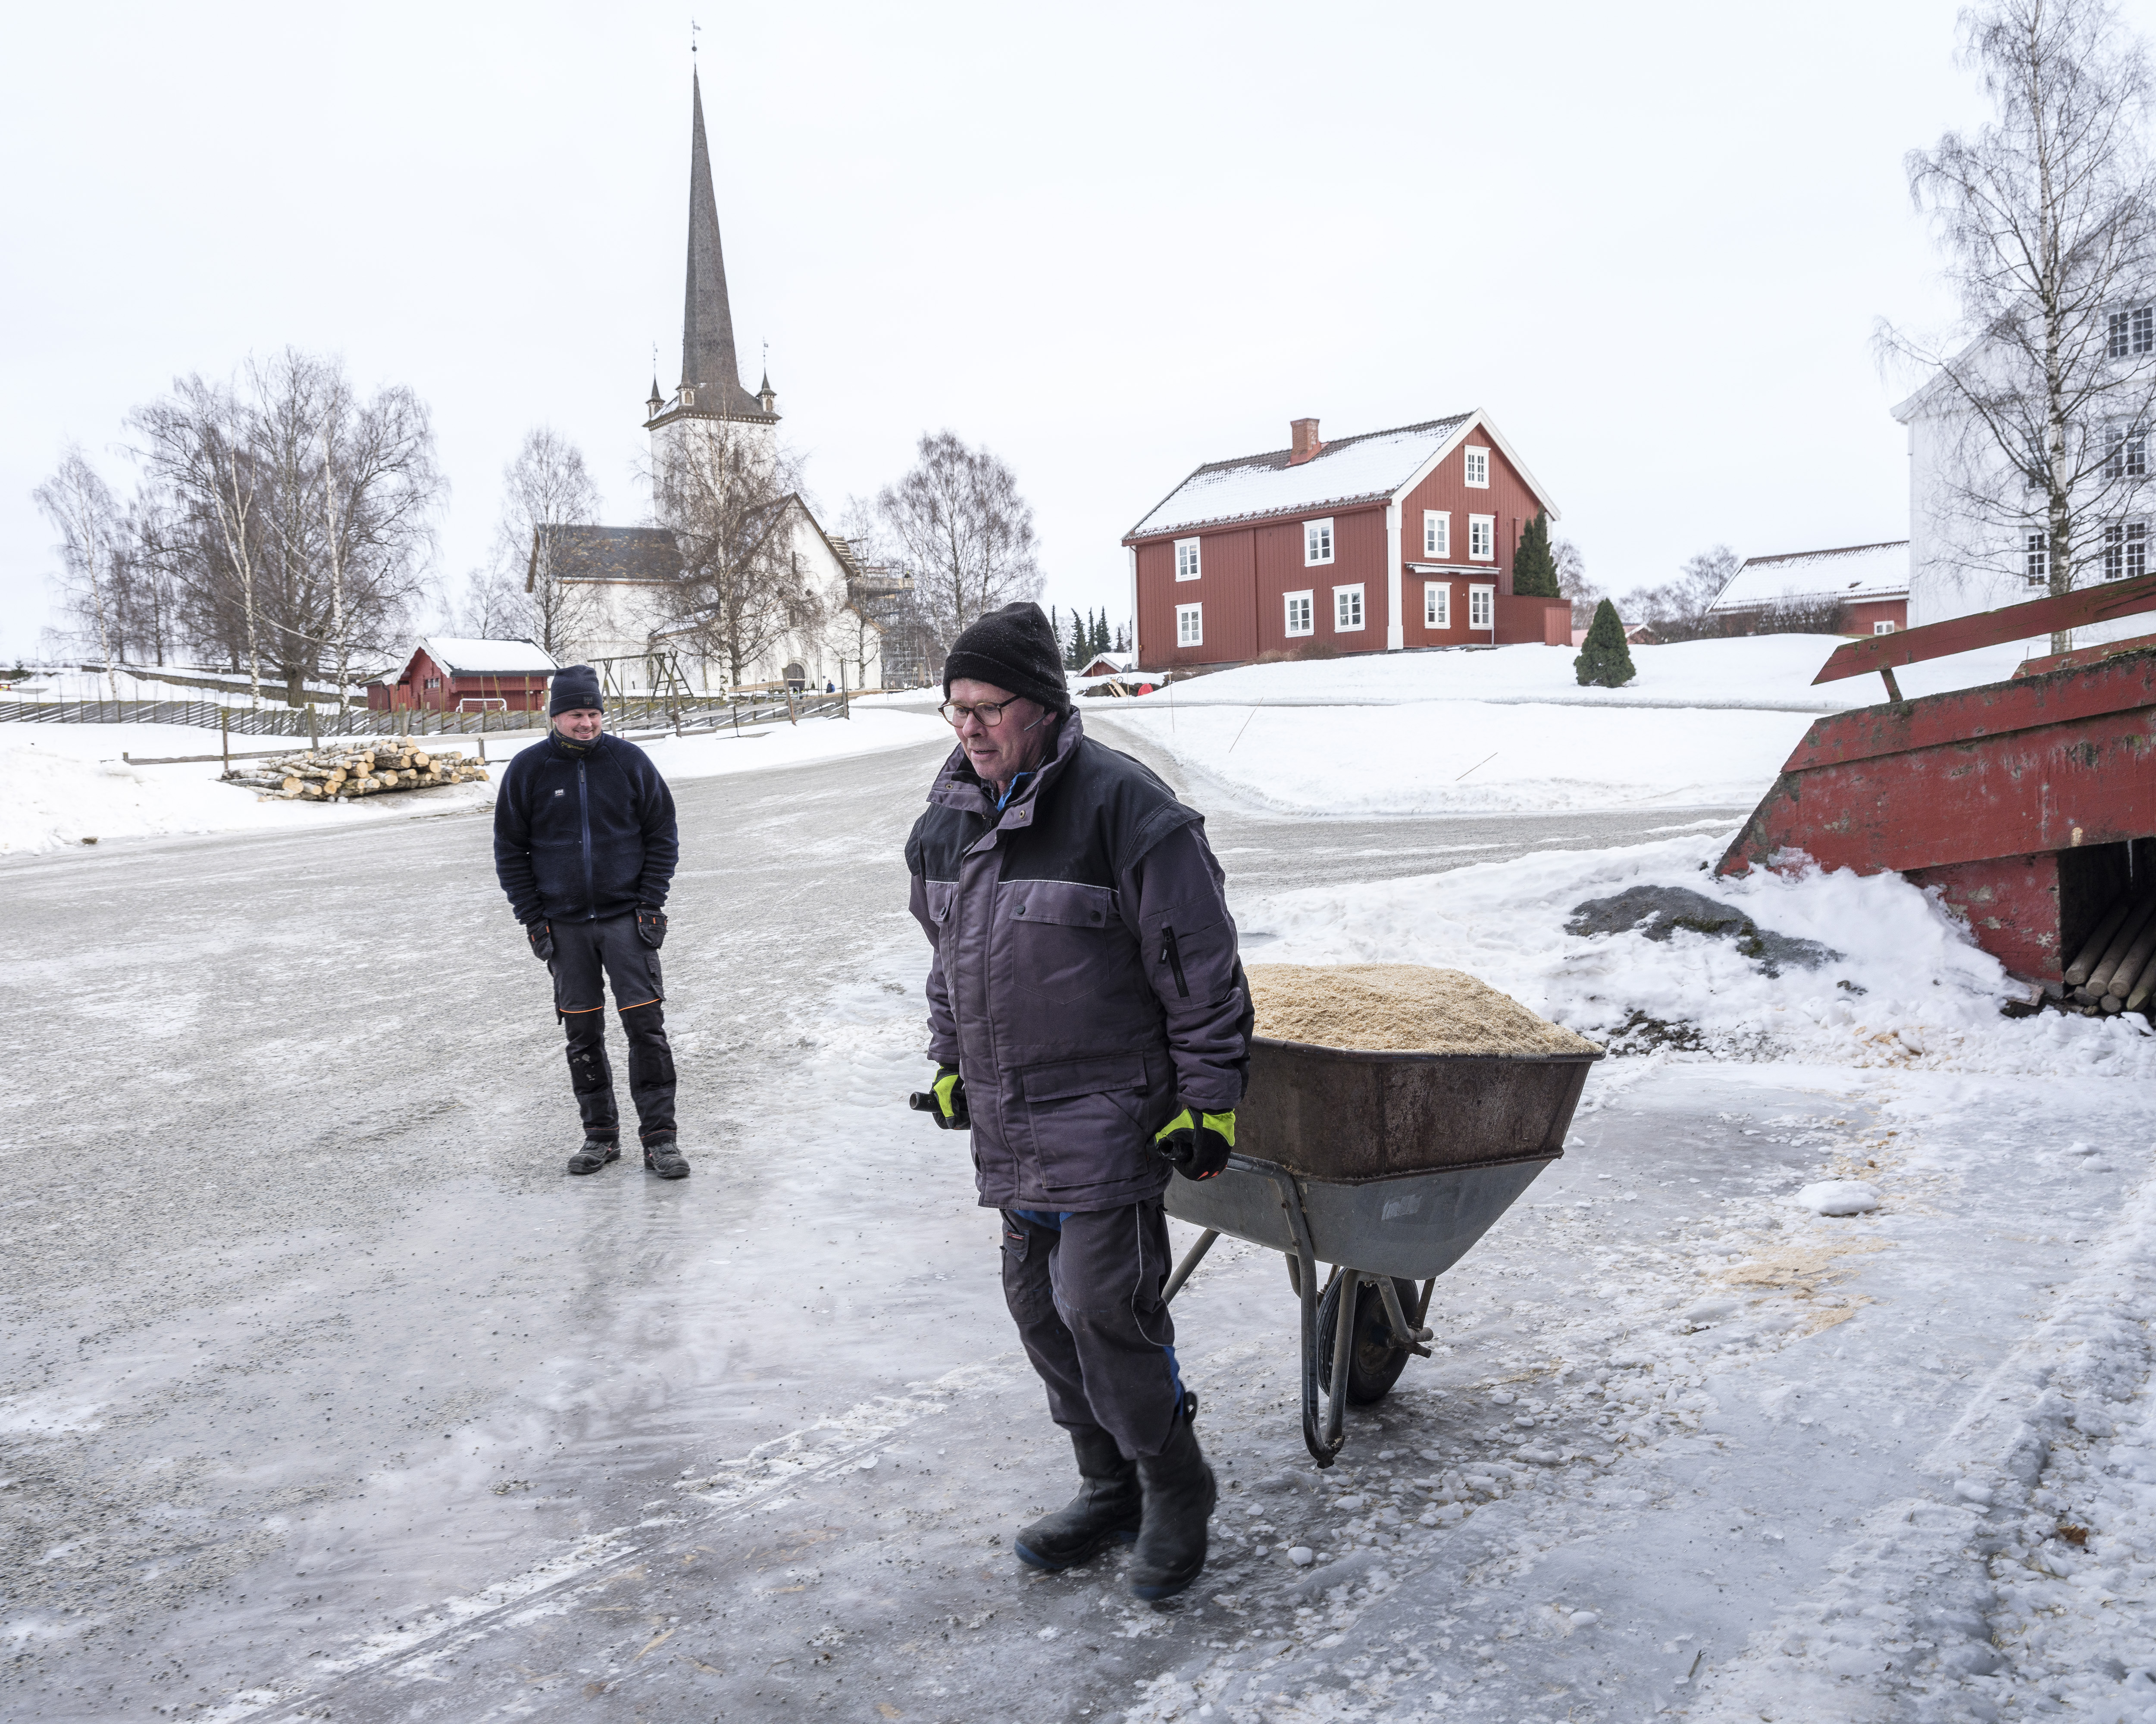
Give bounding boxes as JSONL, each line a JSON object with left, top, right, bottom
{"left": 1566, "top": 884, "right": 1840, "bottom": 978}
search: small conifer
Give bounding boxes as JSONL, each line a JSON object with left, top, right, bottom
{"left": 1511, "top": 511, "right": 1560, "bottom": 599}
{"left": 1574, "top": 597, "right": 1637, "bottom": 687}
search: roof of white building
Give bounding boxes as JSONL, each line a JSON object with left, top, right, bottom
{"left": 418, "top": 637, "right": 559, "bottom": 676}
{"left": 1124, "top": 411, "right": 1558, "bottom": 540}
{"left": 1709, "top": 541, "right": 1910, "bottom": 614}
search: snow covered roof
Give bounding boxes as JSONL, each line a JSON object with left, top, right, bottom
{"left": 1709, "top": 542, "right": 1909, "bottom": 614}
{"left": 417, "top": 637, "right": 559, "bottom": 676}
{"left": 1126, "top": 412, "right": 1558, "bottom": 540}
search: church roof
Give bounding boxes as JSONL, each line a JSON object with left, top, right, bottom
{"left": 678, "top": 70, "right": 770, "bottom": 422}
{"left": 532, "top": 525, "right": 684, "bottom": 587}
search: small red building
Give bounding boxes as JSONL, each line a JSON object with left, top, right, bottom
{"left": 1706, "top": 542, "right": 1910, "bottom": 637}
{"left": 367, "top": 637, "right": 558, "bottom": 713}
{"left": 1123, "top": 412, "right": 1566, "bottom": 670}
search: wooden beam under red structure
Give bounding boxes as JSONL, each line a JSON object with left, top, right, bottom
{"left": 1812, "top": 573, "right": 2156, "bottom": 684}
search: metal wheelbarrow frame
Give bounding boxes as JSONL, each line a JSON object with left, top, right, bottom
{"left": 1161, "top": 1037, "right": 1601, "bottom": 1465}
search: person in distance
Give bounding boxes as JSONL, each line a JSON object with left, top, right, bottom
{"left": 492, "top": 664, "right": 687, "bottom": 1179}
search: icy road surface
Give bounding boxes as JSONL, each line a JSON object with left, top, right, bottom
{"left": 4, "top": 734, "right": 2152, "bottom": 1722}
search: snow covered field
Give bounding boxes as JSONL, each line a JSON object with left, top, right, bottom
{"left": 0, "top": 708, "right": 951, "bottom": 853}
{"left": 1095, "top": 636, "right": 2034, "bottom": 816}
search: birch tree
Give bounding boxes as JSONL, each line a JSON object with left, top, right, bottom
{"left": 492, "top": 427, "right": 602, "bottom": 655}
{"left": 653, "top": 423, "right": 815, "bottom": 688}
{"left": 33, "top": 449, "right": 124, "bottom": 698}
{"left": 1881, "top": 0, "right": 2156, "bottom": 648}
{"left": 870, "top": 432, "right": 1043, "bottom": 648}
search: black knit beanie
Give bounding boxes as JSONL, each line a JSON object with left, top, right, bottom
{"left": 549, "top": 664, "right": 604, "bottom": 716}
{"left": 942, "top": 602, "right": 1069, "bottom": 712}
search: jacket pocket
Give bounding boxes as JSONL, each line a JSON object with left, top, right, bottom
{"left": 925, "top": 879, "right": 957, "bottom": 925}
{"left": 1005, "top": 879, "right": 1128, "bottom": 1002}
{"left": 1020, "top": 1054, "right": 1152, "bottom": 1192}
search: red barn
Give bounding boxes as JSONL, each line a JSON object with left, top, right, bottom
{"left": 1123, "top": 412, "right": 1566, "bottom": 670}
{"left": 368, "top": 637, "right": 558, "bottom": 712}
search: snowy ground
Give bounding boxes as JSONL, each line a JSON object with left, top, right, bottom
{"left": 4, "top": 711, "right": 2153, "bottom": 1723}
{"left": 0, "top": 709, "right": 950, "bottom": 853}
{"left": 1093, "top": 637, "right": 2037, "bottom": 817}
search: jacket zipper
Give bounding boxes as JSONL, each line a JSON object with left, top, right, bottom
{"left": 1161, "top": 924, "right": 1190, "bottom": 998}
{"left": 577, "top": 760, "right": 595, "bottom": 919}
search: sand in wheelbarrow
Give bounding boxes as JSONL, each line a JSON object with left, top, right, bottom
{"left": 1246, "top": 963, "right": 1600, "bottom": 1057}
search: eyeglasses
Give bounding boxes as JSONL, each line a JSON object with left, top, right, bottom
{"left": 939, "top": 699, "right": 1017, "bottom": 728}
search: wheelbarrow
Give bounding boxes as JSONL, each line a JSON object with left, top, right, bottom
{"left": 1160, "top": 1035, "right": 1602, "bottom": 1466}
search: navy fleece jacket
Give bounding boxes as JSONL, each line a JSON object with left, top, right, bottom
{"left": 492, "top": 732, "right": 679, "bottom": 926}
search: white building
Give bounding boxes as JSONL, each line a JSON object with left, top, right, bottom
{"left": 541, "top": 70, "right": 882, "bottom": 693}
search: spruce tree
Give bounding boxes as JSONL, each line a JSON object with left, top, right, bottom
{"left": 1092, "top": 610, "right": 1109, "bottom": 656}
{"left": 1574, "top": 598, "right": 1637, "bottom": 687}
{"left": 1062, "top": 608, "right": 1083, "bottom": 670}
{"left": 1511, "top": 510, "right": 1560, "bottom": 598}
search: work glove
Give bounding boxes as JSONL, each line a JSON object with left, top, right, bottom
{"left": 526, "top": 920, "right": 554, "bottom": 963}
{"left": 1155, "top": 1108, "right": 1235, "bottom": 1180}
{"left": 636, "top": 905, "right": 667, "bottom": 949}
{"left": 907, "top": 1064, "right": 970, "bottom": 1130}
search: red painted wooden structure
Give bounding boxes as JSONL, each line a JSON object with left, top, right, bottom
{"left": 1718, "top": 576, "right": 2156, "bottom": 986}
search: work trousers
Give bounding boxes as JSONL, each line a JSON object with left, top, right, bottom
{"left": 550, "top": 913, "right": 676, "bottom": 1144}
{"left": 1001, "top": 1200, "right": 1184, "bottom": 1461}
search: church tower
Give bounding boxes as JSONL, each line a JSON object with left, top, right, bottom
{"left": 646, "top": 68, "right": 778, "bottom": 493}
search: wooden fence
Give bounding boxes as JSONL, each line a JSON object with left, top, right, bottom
{"left": 0, "top": 690, "right": 857, "bottom": 738}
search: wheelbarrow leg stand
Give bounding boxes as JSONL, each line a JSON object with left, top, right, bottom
{"left": 1268, "top": 1167, "right": 1348, "bottom": 1466}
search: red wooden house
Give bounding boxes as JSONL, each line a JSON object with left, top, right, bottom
{"left": 1124, "top": 412, "right": 1566, "bottom": 670}
{"left": 367, "top": 637, "right": 559, "bottom": 713}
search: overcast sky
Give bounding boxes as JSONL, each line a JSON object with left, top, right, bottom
{"left": 9, "top": 0, "right": 2151, "bottom": 663}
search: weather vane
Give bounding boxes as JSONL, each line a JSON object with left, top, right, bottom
{"left": 691, "top": 18, "right": 701, "bottom": 56}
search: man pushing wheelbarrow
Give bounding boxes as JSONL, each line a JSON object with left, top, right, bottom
{"left": 903, "top": 601, "right": 1252, "bottom": 1601}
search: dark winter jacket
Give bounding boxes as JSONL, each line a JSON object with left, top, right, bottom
{"left": 904, "top": 711, "right": 1252, "bottom": 1211}
{"left": 493, "top": 732, "right": 679, "bottom": 926}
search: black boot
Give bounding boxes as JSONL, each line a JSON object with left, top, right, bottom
{"left": 642, "top": 1136, "right": 690, "bottom": 1180}
{"left": 1014, "top": 1427, "right": 1142, "bottom": 1571}
{"left": 1128, "top": 1395, "right": 1215, "bottom": 1601}
{"left": 566, "top": 1135, "right": 620, "bottom": 1175}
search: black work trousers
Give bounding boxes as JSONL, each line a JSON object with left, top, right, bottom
{"left": 1001, "top": 1200, "right": 1184, "bottom": 1461}
{"left": 549, "top": 913, "right": 676, "bottom": 1144}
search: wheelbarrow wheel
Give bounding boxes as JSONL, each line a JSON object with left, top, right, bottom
{"left": 1315, "top": 1273, "right": 1418, "bottom": 1405}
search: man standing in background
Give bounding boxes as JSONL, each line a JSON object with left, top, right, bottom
{"left": 493, "top": 664, "right": 688, "bottom": 1179}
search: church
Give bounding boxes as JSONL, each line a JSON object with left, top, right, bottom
{"left": 536, "top": 70, "right": 911, "bottom": 693}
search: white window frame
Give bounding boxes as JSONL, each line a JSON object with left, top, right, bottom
{"left": 1424, "top": 581, "right": 1450, "bottom": 629}
{"left": 1333, "top": 584, "right": 1365, "bottom": 632}
{"left": 1283, "top": 590, "right": 1314, "bottom": 637}
{"left": 1176, "top": 603, "right": 1203, "bottom": 648}
{"left": 1423, "top": 510, "right": 1450, "bottom": 559}
{"left": 1872, "top": 620, "right": 1897, "bottom": 636}
{"left": 1464, "top": 447, "right": 1490, "bottom": 488}
{"left": 1468, "top": 514, "right": 1496, "bottom": 561}
{"left": 1174, "top": 537, "right": 1201, "bottom": 581}
{"left": 1468, "top": 584, "right": 1495, "bottom": 630}
{"left": 2025, "top": 531, "right": 2050, "bottom": 586}
{"left": 1304, "top": 518, "right": 1335, "bottom": 566}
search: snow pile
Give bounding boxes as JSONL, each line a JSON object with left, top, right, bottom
{"left": 1245, "top": 832, "right": 2156, "bottom": 1079}
{"left": 0, "top": 712, "right": 950, "bottom": 855}
{"left": 1124, "top": 634, "right": 2033, "bottom": 714}
{"left": 1796, "top": 1179, "right": 1882, "bottom": 1216}
{"left": 1099, "top": 697, "right": 1808, "bottom": 814}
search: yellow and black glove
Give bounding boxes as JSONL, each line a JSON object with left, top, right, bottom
{"left": 907, "top": 1064, "right": 970, "bottom": 1130}
{"left": 1155, "top": 1108, "right": 1234, "bottom": 1180}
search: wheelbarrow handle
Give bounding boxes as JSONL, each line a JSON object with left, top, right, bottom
{"left": 906, "top": 1091, "right": 937, "bottom": 1112}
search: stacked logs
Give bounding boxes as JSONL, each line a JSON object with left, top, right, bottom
{"left": 225, "top": 738, "right": 490, "bottom": 802}
{"left": 2063, "top": 886, "right": 2156, "bottom": 1015}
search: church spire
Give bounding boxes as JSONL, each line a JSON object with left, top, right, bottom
{"left": 678, "top": 68, "right": 770, "bottom": 421}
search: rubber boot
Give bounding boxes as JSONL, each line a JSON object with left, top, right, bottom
{"left": 1014, "top": 1427, "right": 1142, "bottom": 1572}
{"left": 1127, "top": 1395, "right": 1215, "bottom": 1601}
{"left": 566, "top": 1135, "right": 620, "bottom": 1176}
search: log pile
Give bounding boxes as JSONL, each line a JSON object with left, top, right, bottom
{"left": 224, "top": 737, "right": 490, "bottom": 802}
{"left": 2062, "top": 885, "right": 2156, "bottom": 1015}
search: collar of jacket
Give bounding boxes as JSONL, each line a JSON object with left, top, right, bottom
{"left": 550, "top": 730, "right": 604, "bottom": 760}
{"left": 925, "top": 707, "right": 1084, "bottom": 829}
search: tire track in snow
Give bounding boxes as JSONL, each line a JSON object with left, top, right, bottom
{"left": 195, "top": 1361, "right": 1015, "bottom": 1723}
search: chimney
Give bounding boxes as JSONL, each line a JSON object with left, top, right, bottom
{"left": 1289, "top": 417, "right": 1322, "bottom": 465}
